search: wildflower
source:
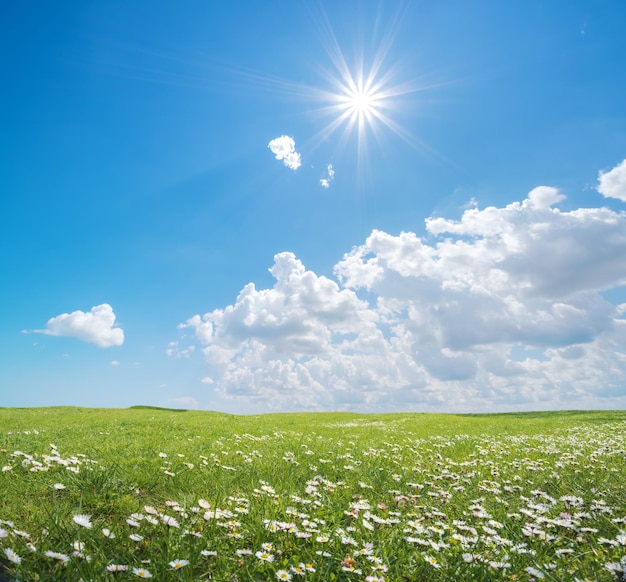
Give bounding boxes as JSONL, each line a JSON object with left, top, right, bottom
{"left": 489, "top": 560, "right": 511, "bottom": 569}
{"left": 256, "top": 551, "right": 274, "bottom": 562}
{"left": 201, "top": 550, "right": 217, "bottom": 557}
{"left": 291, "top": 564, "right": 306, "bottom": 576}
{"left": 107, "top": 564, "right": 128, "bottom": 572}
{"left": 169, "top": 559, "right": 189, "bottom": 569}
{"left": 53, "top": 483, "right": 66, "bottom": 490}
{"left": 73, "top": 514, "right": 93, "bottom": 529}
{"left": 132, "top": 567, "right": 153, "bottom": 578}
{"left": 45, "top": 550, "right": 70, "bottom": 563}
{"left": 102, "top": 528, "right": 115, "bottom": 538}
{"left": 161, "top": 515, "right": 180, "bottom": 528}
{"left": 129, "top": 533, "right": 144, "bottom": 541}
{"left": 276, "top": 570, "right": 292, "bottom": 581}
{"left": 3, "top": 548, "right": 21, "bottom": 564}
{"left": 423, "top": 555, "right": 441, "bottom": 569}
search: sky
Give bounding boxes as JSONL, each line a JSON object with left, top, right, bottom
{"left": 2, "top": 0, "right": 626, "bottom": 414}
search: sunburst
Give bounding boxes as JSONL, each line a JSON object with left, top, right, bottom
{"left": 218, "top": 5, "right": 441, "bottom": 173}
{"left": 308, "top": 7, "right": 437, "bottom": 171}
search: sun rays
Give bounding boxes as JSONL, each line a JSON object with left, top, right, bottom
{"left": 216, "top": 4, "right": 435, "bottom": 172}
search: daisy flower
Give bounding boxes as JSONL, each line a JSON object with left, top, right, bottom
{"left": 201, "top": 550, "right": 217, "bottom": 557}
{"left": 236, "top": 549, "right": 252, "bottom": 556}
{"left": 161, "top": 515, "right": 180, "bottom": 528}
{"left": 106, "top": 564, "right": 128, "bottom": 572}
{"left": 169, "top": 559, "right": 189, "bottom": 569}
{"left": 73, "top": 514, "right": 93, "bottom": 529}
{"left": 276, "top": 570, "right": 292, "bottom": 581}
{"left": 102, "top": 528, "right": 115, "bottom": 538}
{"left": 132, "top": 567, "right": 153, "bottom": 578}
{"left": 45, "top": 550, "right": 70, "bottom": 563}
{"left": 3, "top": 548, "right": 21, "bottom": 564}
{"left": 53, "top": 483, "right": 66, "bottom": 490}
{"left": 129, "top": 533, "right": 144, "bottom": 541}
{"left": 256, "top": 550, "right": 274, "bottom": 562}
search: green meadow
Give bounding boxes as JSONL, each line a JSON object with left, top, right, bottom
{"left": 1, "top": 407, "right": 625, "bottom": 581}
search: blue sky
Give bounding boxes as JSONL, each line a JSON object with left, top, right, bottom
{"left": 2, "top": 0, "right": 626, "bottom": 413}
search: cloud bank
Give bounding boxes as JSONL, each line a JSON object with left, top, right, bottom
{"left": 177, "top": 186, "right": 626, "bottom": 412}
{"left": 30, "top": 304, "right": 124, "bottom": 348}
{"left": 598, "top": 158, "right": 626, "bottom": 202}
{"left": 268, "top": 135, "right": 301, "bottom": 170}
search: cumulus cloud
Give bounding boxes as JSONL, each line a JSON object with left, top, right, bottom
{"left": 177, "top": 186, "right": 626, "bottom": 412}
{"left": 598, "top": 158, "right": 626, "bottom": 201}
{"left": 320, "top": 163, "right": 335, "bottom": 188}
{"left": 28, "top": 304, "right": 124, "bottom": 348}
{"left": 268, "top": 135, "right": 301, "bottom": 170}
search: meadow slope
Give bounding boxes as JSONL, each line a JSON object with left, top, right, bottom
{"left": 1, "top": 407, "right": 625, "bottom": 581}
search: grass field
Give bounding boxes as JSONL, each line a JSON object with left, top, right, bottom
{"left": 0, "top": 407, "right": 625, "bottom": 581}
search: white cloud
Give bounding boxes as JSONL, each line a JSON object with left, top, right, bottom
{"left": 111, "top": 360, "right": 120, "bottom": 366}
{"left": 177, "top": 186, "right": 626, "bottom": 412}
{"left": 598, "top": 158, "right": 626, "bottom": 201}
{"left": 268, "top": 135, "right": 301, "bottom": 170}
{"left": 320, "top": 163, "right": 335, "bottom": 188}
{"left": 30, "top": 304, "right": 124, "bottom": 348}
{"left": 166, "top": 341, "right": 195, "bottom": 358}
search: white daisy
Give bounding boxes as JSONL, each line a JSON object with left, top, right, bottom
{"left": 73, "top": 514, "right": 93, "bottom": 529}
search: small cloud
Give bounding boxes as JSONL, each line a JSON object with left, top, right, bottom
{"left": 166, "top": 341, "right": 195, "bottom": 358}
{"left": 26, "top": 304, "right": 124, "bottom": 348}
{"left": 320, "top": 163, "right": 335, "bottom": 188}
{"left": 597, "top": 158, "right": 626, "bottom": 201}
{"left": 201, "top": 376, "right": 214, "bottom": 385}
{"left": 111, "top": 360, "right": 120, "bottom": 367}
{"left": 268, "top": 135, "right": 301, "bottom": 170}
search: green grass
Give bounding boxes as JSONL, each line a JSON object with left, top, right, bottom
{"left": 1, "top": 407, "right": 625, "bottom": 580}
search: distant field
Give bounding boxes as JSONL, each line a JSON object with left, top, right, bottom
{"left": 1, "top": 407, "right": 625, "bottom": 581}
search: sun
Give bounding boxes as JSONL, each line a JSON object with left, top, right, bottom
{"left": 308, "top": 8, "right": 433, "bottom": 168}
{"left": 220, "top": 4, "right": 440, "bottom": 174}
{"left": 341, "top": 78, "right": 380, "bottom": 120}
